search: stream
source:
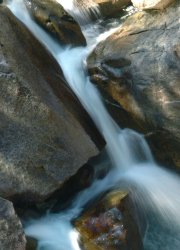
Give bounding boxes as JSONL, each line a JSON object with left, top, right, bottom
{"left": 7, "top": 0, "right": 180, "bottom": 249}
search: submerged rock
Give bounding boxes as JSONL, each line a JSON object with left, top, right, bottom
{"left": 0, "top": 197, "right": 26, "bottom": 250}
{"left": 131, "top": 0, "right": 175, "bottom": 10}
{"left": 0, "top": 6, "right": 104, "bottom": 205}
{"left": 75, "top": 190, "right": 143, "bottom": 250}
{"left": 87, "top": 0, "right": 180, "bottom": 169}
{"left": 24, "top": 0, "right": 86, "bottom": 46}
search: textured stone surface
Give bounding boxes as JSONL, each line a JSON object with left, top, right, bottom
{"left": 24, "top": 0, "right": 86, "bottom": 46}
{"left": 95, "top": 0, "right": 131, "bottom": 18}
{"left": 0, "top": 197, "right": 26, "bottom": 250}
{"left": 75, "top": 190, "right": 143, "bottom": 250}
{"left": 0, "top": 6, "right": 104, "bottom": 205}
{"left": 87, "top": 0, "right": 180, "bottom": 168}
{"left": 73, "top": 0, "right": 131, "bottom": 20}
{"left": 131, "top": 0, "right": 175, "bottom": 10}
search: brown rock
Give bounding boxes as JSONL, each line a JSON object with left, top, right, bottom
{"left": 75, "top": 0, "right": 131, "bottom": 20}
{"left": 0, "top": 6, "right": 104, "bottom": 205}
{"left": 0, "top": 197, "right": 26, "bottom": 250}
{"left": 75, "top": 190, "right": 143, "bottom": 250}
{"left": 24, "top": 0, "right": 86, "bottom": 46}
{"left": 95, "top": 0, "right": 131, "bottom": 18}
{"left": 26, "top": 236, "right": 38, "bottom": 250}
{"left": 131, "top": 0, "right": 175, "bottom": 10}
{"left": 87, "top": 0, "right": 180, "bottom": 169}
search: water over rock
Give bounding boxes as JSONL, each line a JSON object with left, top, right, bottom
{"left": 24, "top": 0, "right": 86, "bottom": 46}
{"left": 26, "top": 236, "right": 38, "bottom": 250}
{"left": 0, "top": 197, "right": 26, "bottom": 250}
{"left": 75, "top": 190, "right": 143, "bottom": 250}
{"left": 0, "top": 6, "right": 104, "bottom": 205}
{"left": 95, "top": 0, "right": 131, "bottom": 18}
{"left": 131, "top": 0, "right": 176, "bottom": 10}
{"left": 74, "top": 0, "right": 131, "bottom": 20}
{"left": 87, "top": 0, "right": 180, "bottom": 169}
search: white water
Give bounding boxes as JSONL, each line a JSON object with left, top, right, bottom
{"left": 54, "top": 0, "right": 100, "bottom": 25}
{"left": 7, "top": 1, "right": 180, "bottom": 250}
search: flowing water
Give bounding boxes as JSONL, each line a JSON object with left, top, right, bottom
{"left": 57, "top": 0, "right": 100, "bottom": 24}
{"left": 7, "top": 0, "right": 180, "bottom": 249}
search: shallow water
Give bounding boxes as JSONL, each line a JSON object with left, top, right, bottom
{"left": 7, "top": 1, "right": 180, "bottom": 249}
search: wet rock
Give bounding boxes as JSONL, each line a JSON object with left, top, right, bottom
{"left": 0, "top": 197, "right": 26, "bottom": 250}
{"left": 95, "top": 0, "right": 131, "bottom": 18}
{"left": 26, "top": 236, "right": 38, "bottom": 250}
{"left": 131, "top": 0, "right": 175, "bottom": 10}
{"left": 87, "top": 0, "right": 180, "bottom": 169}
{"left": 72, "top": 0, "right": 101, "bottom": 23}
{"left": 49, "top": 163, "right": 96, "bottom": 212}
{"left": 75, "top": 190, "right": 143, "bottom": 250}
{"left": 74, "top": 0, "right": 131, "bottom": 20}
{"left": 0, "top": 6, "right": 104, "bottom": 205}
{"left": 24, "top": 0, "right": 86, "bottom": 46}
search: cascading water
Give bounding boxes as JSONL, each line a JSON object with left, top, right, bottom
{"left": 7, "top": 0, "right": 180, "bottom": 249}
{"left": 57, "top": 0, "right": 100, "bottom": 25}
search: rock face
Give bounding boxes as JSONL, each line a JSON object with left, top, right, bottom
{"left": 24, "top": 0, "right": 86, "bottom": 46}
{"left": 88, "top": 0, "right": 180, "bottom": 169}
{"left": 75, "top": 190, "right": 143, "bottom": 250}
{"left": 0, "top": 6, "right": 104, "bottom": 205}
{"left": 0, "top": 197, "right": 26, "bottom": 250}
{"left": 131, "top": 0, "right": 175, "bottom": 9}
{"left": 74, "top": 0, "right": 131, "bottom": 20}
{"left": 95, "top": 0, "right": 131, "bottom": 18}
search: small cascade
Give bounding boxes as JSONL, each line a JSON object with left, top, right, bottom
{"left": 7, "top": 1, "right": 180, "bottom": 250}
{"left": 56, "top": 0, "right": 101, "bottom": 25}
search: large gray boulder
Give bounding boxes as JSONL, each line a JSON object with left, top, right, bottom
{"left": 87, "top": 0, "right": 180, "bottom": 169}
{"left": 0, "top": 197, "right": 26, "bottom": 250}
{"left": 0, "top": 6, "right": 104, "bottom": 205}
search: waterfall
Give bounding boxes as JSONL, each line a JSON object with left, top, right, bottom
{"left": 57, "top": 0, "right": 101, "bottom": 24}
{"left": 7, "top": 1, "right": 180, "bottom": 250}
